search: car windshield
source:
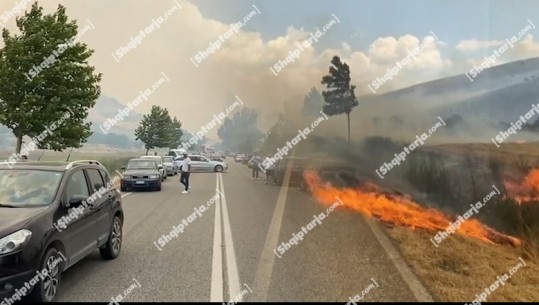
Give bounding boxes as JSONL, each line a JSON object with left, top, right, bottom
{"left": 141, "top": 157, "right": 161, "bottom": 163}
{"left": 0, "top": 169, "right": 63, "bottom": 207}
{"left": 127, "top": 160, "right": 157, "bottom": 170}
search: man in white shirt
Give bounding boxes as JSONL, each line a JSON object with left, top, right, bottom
{"left": 179, "top": 153, "right": 191, "bottom": 194}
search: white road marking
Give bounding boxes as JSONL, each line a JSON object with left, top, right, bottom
{"left": 252, "top": 160, "right": 293, "bottom": 301}
{"left": 219, "top": 172, "right": 242, "bottom": 301}
{"left": 210, "top": 174, "right": 224, "bottom": 301}
{"left": 121, "top": 192, "right": 132, "bottom": 198}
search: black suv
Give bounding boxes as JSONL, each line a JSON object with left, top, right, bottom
{"left": 0, "top": 160, "right": 124, "bottom": 302}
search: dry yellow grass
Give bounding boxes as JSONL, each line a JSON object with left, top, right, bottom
{"left": 431, "top": 142, "right": 539, "bottom": 166}
{"left": 385, "top": 226, "right": 539, "bottom": 302}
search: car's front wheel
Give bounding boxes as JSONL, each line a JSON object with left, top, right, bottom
{"left": 100, "top": 216, "right": 123, "bottom": 259}
{"left": 29, "top": 247, "right": 62, "bottom": 302}
{"left": 214, "top": 165, "right": 223, "bottom": 172}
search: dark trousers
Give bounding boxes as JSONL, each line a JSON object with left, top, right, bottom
{"left": 252, "top": 167, "right": 259, "bottom": 178}
{"left": 180, "top": 172, "right": 190, "bottom": 190}
{"left": 265, "top": 169, "right": 274, "bottom": 182}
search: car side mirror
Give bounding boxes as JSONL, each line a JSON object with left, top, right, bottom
{"left": 120, "top": 166, "right": 126, "bottom": 170}
{"left": 158, "top": 165, "right": 164, "bottom": 169}
{"left": 68, "top": 194, "right": 88, "bottom": 207}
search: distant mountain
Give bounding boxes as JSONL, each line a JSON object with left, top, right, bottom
{"left": 358, "top": 57, "right": 539, "bottom": 140}
{"left": 433, "top": 76, "right": 539, "bottom": 124}
{"left": 88, "top": 95, "right": 144, "bottom": 139}
{"left": 380, "top": 57, "right": 539, "bottom": 106}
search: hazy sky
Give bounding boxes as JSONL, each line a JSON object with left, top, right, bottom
{"left": 0, "top": 0, "right": 538, "bottom": 136}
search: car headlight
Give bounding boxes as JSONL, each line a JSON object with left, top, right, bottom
{"left": 0, "top": 229, "right": 32, "bottom": 255}
{"left": 149, "top": 175, "right": 158, "bottom": 179}
{"left": 123, "top": 175, "right": 131, "bottom": 180}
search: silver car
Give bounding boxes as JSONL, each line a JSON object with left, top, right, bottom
{"left": 139, "top": 156, "right": 166, "bottom": 181}
{"left": 174, "top": 154, "right": 228, "bottom": 172}
{"left": 161, "top": 156, "right": 177, "bottom": 176}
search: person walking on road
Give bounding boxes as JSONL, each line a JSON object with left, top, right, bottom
{"left": 251, "top": 155, "right": 261, "bottom": 179}
{"left": 180, "top": 153, "right": 191, "bottom": 194}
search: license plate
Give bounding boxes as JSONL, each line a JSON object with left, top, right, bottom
{"left": 136, "top": 181, "right": 145, "bottom": 184}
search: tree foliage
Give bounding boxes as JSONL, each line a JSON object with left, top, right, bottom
{"left": 135, "top": 105, "right": 181, "bottom": 154}
{"left": 0, "top": 2, "right": 102, "bottom": 153}
{"left": 321, "top": 56, "right": 358, "bottom": 144}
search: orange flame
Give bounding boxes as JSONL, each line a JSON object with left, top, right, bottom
{"left": 304, "top": 170, "right": 521, "bottom": 247}
{"left": 504, "top": 168, "right": 539, "bottom": 204}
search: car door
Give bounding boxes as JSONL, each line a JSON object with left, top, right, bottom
{"left": 60, "top": 169, "right": 99, "bottom": 266}
{"left": 189, "top": 156, "right": 201, "bottom": 171}
{"left": 199, "top": 156, "right": 213, "bottom": 172}
{"left": 173, "top": 156, "right": 184, "bottom": 171}
{"left": 85, "top": 168, "right": 112, "bottom": 246}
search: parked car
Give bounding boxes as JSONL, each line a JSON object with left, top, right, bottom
{"left": 298, "top": 159, "right": 350, "bottom": 193}
{"left": 235, "top": 153, "right": 246, "bottom": 163}
{"left": 272, "top": 156, "right": 310, "bottom": 186}
{"left": 161, "top": 156, "right": 177, "bottom": 176}
{"left": 120, "top": 158, "right": 162, "bottom": 191}
{"left": 209, "top": 155, "right": 224, "bottom": 162}
{"left": 174, "top": 154, "right": 228, "bottom": 172}
{"left": 0, "top": 160, "right": 123, "bottom": 302}
{"left": 139, "top": 156, "right": 166, "bottom": 181}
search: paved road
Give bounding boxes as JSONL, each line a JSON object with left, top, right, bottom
{"left": 55, "top": 161, "right": 431, "bottom": 302}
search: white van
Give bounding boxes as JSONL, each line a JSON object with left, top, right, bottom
{"left": 168, "top": 149, "right": 187, "bottom": 159}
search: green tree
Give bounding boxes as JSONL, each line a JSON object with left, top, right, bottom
{"left": 0, "top": 2, "right": 101, "bottom": 153}
{"left": 135, "top": 106, "right": 173, "bottom": 155}
{"left": 321, "top": 56, "right": 358, "bottom": 145}
{"left": 166, "top": 116, "right": 183, "bottom": 149}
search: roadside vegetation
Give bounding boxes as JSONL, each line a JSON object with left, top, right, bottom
{"left": 297, "top": 136, "right": 539, "bottom": 302}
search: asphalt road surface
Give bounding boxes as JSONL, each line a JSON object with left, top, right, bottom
{"left": 55, "top": 160, "right": 433, "bottom": 302}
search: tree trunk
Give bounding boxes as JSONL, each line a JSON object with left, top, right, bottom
{"left": 346, "top": 112, "right": 351, "bottom": 146}
{"left": 15, "top": 133, "right": 23, "bottom": 154}
{"left": 145, "top": 148, "right": 149, "bottom": 155}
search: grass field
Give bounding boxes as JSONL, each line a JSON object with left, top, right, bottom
{"left": 387, "top": 226, "right": 538, "bottom": 302}
{"left": 0, "top": 147, "right": 150, "bottom": 174}
{"left": 387, "top": 141, "right": 539, "bottom": 302}
{"left": 426, "top": 142, "right": 539, "bottom": 168}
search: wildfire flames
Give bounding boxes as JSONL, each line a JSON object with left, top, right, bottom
{"left": 504, "top": 169, "right": 539, "bottom": 204}
{"left": 303, "top": 170, "right": 521, "bottom": 247}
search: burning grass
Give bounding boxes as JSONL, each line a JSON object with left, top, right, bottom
{"left": 303, "top": 170, "right": 521, "bottom": 247}
{"left": 505, "top": 168, "right": 539, "bottom": 204}
{"left": 303, "top": 169, "right": 538, "bottom": 301}
{"left": 305, "top": 167, "right": 539, "bottom": 302}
